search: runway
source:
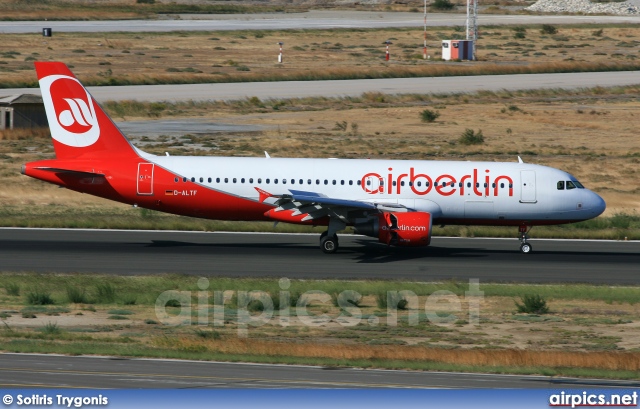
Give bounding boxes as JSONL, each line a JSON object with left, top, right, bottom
{"left": 1, "top": 353, "right": 637, "bottom": 389}
{"left": 0, "top": 11, "right": 638, "bottom": 34}
{"left": 0, "top": 228, "right": 638, "bottom": 284}
{"left": 4, "top": 71, "right": 640, "bottom": 102}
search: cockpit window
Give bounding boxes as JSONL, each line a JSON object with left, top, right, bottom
{"left": 566, "top": 181, "right": 576, "bottom": 190}
{"left": 557, "top": 181, "right": 565, "bottom": 190}
{"left": 574, "top": 181, "right": 584, "bottom": 188}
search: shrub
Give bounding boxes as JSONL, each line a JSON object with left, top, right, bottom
{"left": 376, "top": 291, "right": 409, "bottom": 310}
{"left": 195, "top": 329, "right": 221, "bottom": 339}
{"left": 4, "top": 283, "right": 20, "bottom": 296}
{"left": 512, "top": 27, "right": 526, "bottom": 39}
{"left": 331, "top": 290, "right": 362, "bottom": 308}
{"left": 420, "top": 109, "right": 440, "bottom": 123}
{"left": 95, "top": 283, "right": 116, "bottom": 303}
{"left": 41, "top": 322, "right": 61, "bottom": 335}
{"left": 458, "top": 129, "right": 484, "bottom": 145}
{"left": 136, "top": 0, "right": 155, "bottom": 3}
{"left": 515, "top": 294, "right": 549, "bottom": 314}
{"left": 66, "top": 286, "right": 89, "bottom": 304}
{"left": 540, "top": 24, "right": 557, "bottom": 35}
{"left": 26, "top": 289, "right": 55, "bottom": 305}
{"left": 432, "top": 0, "right": 454, "bottom": 10}
{"left": 592, "top": 29, "right": 603, "bottom": 37}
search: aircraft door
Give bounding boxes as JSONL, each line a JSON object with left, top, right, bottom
{"left": 137, "top": 163, "right": 154, "bottom": 195}
{"left": 520, "top": 170, "right": 536, "bottom": 203}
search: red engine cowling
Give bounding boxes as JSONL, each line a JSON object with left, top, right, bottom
{"left": 354, "top": 212, "right": 432, "bottom": 247}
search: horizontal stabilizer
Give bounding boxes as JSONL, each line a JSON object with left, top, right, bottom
{"left": 34, "top": 167, "right": 105, "bottom": 177}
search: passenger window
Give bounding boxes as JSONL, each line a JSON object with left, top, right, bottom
{"left": 324, "top": 180, "right": 328, "bottom": 185}
{"left": 266, "top": 179, "right": 270, "bottom": 184}
{"left": 476, "top": 183, "right": 479, "bottom": 188}
{"left": 224, "top": 178, "right": 228, "bottom": 183}
{"left": 409, "top": 182, "right": 413, "bottom": 187}
{"left": 341, "top": 180, "right": 344, "bottom": 185}
{"left": 393, "top": 181, "right": 397, "bottom": 187}
{"left": 458, "top": 182, "right": 462, "bottom": 187}
{"left": 467, "top": 182, "right": 471, "bottom": 188}
{"left": 199, "top": 177, "right": 203, "bottom": 183}
{"left": 249, "top": 178, "right": 253, "bottom": 183}
{"left": 349, "top": 180, "right": 353, "bottom": 185}
{"left": 258, "top": 178, "right": 262, "bottom": 184}
{"left": 509, "top": 184, "right": 513, "bottom": 188}
{"left": 307, "top": 179, "right": 311, "bottom": 185}
{"left": 492, "top": 183, "right": 495, "bottom": 188}
{"left": 208, "top": 178, "right": 212, "bottom": 183}
{"left": 566, "top": 181, "right": 576, "bottom": 190}
{"left": 299, "top": 179, "right": 303, "bottom": 185}
{"left": 484, "top": 183, "right": 487, "bottom": 188}
{"left": 282, "top": 179, "right": 286, "bottom": 184}
{"left": 241, "top": 178, "right": 245, "bottom": 183}
{"left": 332, "top": 180, "right": 336, "bottom": 185}
{"left": 400, "top": 181, "right": 405, "bottom": 186}
{"left": 183, "top": 177, "right": 187, "bottom": 182}
{"left": 191, "top": 177, "right": 195, "bottom": 182}
{"left": 274, "top": 179, "right": 278, "bottom": 184}
{"left": 216, "top": 178, "right": 220, "bottom": 183}
{"left": 316, "top": 179, "right": 320, "bottom": 185}
{"left": 357, "top": 180, "right": 361, "bottom": 186}
{"left": 174, "top": 177, "right": 179, "bottom": 183}
{"left": 500, "top": 183, "right": 504, "bottom": 188}
{"left": 366, "top": 180, "right": 371, "bottom": 186}
{"left": 557, "top": 181, "right": 565, "bottom": 190}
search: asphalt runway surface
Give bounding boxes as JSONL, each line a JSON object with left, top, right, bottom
{"left": 5, "top": 71, "right": 640, "bottom": 103}
{"left": 0, "top": 228, "right": 638, "bottom": 284}
{"left": 1, "top": 11, "right": 638, "bottom": 34}
{"left": 1, "top": 354, "right": 638, "bottom": 389}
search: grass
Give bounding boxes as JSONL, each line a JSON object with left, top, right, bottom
{"left": 0, "top": 337, "right": 637, "bottom": 380}
{"left": 0, "top": 1, "right": 288, "bottom": 21}
{"left": 0, "top": 273, "right": 638, "bottom": 307}
{"left": 26, "top": 289, "right": 55, "bottom": 306}
{"left": 0, "top": 273, "right": 638, "bottom": 378}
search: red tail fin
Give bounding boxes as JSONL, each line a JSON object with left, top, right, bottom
{"left": 35, "top": 62, "right": 138, "bottom": 160}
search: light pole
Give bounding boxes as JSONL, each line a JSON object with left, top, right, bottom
{"left": 278, "top": 42, "right": 283, "bottom": 63}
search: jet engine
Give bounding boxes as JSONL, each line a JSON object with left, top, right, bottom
{"left": 354, "top": 212, "right": 432, "bottom": 247}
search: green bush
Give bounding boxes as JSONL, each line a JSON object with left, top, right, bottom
{"left": 515, "top": 294, "right": 549, "bottom": 314}
{"left": 432, "top": 0, "right": 454, "bottom": 10}
{"left": 458, "top": 128, "right": 485, "bottom": 145}
{"left": 512, "top": 27, "right": 526, "bottom": 39}
{"left": 4, "top": 283, "right": 20, "bottom": 296}
{"left": 95, "top": 283, "right": 116, "bottom": 303}
{"left": 540, "top": 24, "right": 558, "bottom": 35}
{"left": 26, "top": 289, "right": 55, "bottom": 305}
{"left": 66, "top": 286, "right": 89, "bottom": 304}
{"left": 420, "top": 109, "right": 440, "bottom": 123}
{"left": 41, "top": 322, "right": 61, "bottom": 335}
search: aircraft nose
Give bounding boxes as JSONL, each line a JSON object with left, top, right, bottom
{"left": 588, "top": 191, "right": 606, "bottom": 217}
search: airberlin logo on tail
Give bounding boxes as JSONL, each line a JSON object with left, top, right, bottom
{"left": 39, "top": 74, "right": 100, "bottom": 148}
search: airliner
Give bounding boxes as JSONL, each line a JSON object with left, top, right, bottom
{"left": 22, "top": 62, "right": 606, "bottom": 254}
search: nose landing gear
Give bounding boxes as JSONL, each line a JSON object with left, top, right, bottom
{"left": 518, "top": 225, "right": 532, "bottom": 254}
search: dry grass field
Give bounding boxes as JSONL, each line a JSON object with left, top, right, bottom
{"left": 1, "top": 25, "right": 639, "bottom": 87}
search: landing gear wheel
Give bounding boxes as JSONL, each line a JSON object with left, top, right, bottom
{"left": 520, "top": 242, "right": 532, "bottom": 254}
{"left": 320, "top": 231, "right": 328, "bottom": 241}
{"left": 320, "top": 235, "right": 339, "bottom": 254}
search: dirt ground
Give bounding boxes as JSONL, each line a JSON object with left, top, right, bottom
{"left": 1, "top": 25, "right": 639, "bottom": 87}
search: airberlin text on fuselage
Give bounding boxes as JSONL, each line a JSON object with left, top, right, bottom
{"left": 361, "top": 168, "right": 514, "bottom": 197}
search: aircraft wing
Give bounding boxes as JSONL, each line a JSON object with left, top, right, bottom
{"left": 259, "top": 188, "right": 410, "bottom": 223}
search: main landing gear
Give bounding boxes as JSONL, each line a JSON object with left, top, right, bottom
{"left": 518, "top": 225, "right": 532, "bottom": 254}
{"left": 320, "top": 231, "right": 339, "bottom": 254}
{"left": 319, "top": 218, "right": 346, "bottom": 254}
